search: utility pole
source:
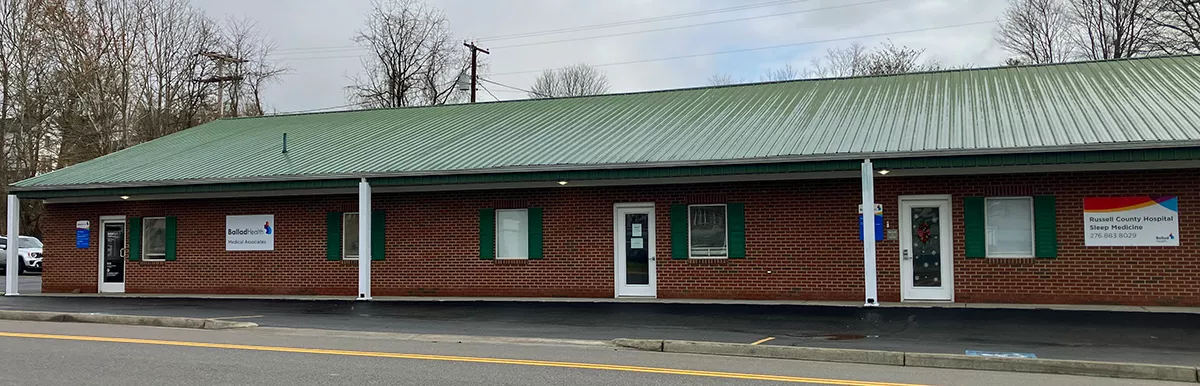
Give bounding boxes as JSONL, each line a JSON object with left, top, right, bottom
{"left": 194, "top": 51, "right": 249, "bottom": 117}
{"left": 463, "top": 42, "right": 490, "bottom": 103}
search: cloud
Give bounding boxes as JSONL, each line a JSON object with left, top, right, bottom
{"left": 190, "top": 0, "right": 1009, "bottom": 112}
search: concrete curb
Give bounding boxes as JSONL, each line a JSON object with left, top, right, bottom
{"left": 663, "top": 340, "right": 904, "bottom": 366}
{"left": 0, "top": 310, "right": 257, "bottom": 330}
{"left": 905, "top": 352, "right": 1198, "bottom": 383}
{"left": 612, "top": 339, "right": 1200, "bottom": 383}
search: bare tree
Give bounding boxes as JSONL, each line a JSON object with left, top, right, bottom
{"left": 1, "top": 0, "right": 60, "bottom": 235}
{"left": 44, "top": 0, "right": 143, "bottom": 166}
{"left": 527, "top": 63, "right": 610, "bottom": 98}
{"left": 1067, "top": 0, "right": 1161, "bottom": 59}
{"left": 807, "top": 43, "right": 868, "bottom": 78}
{"left": 760, "top": 64, "right": 802, "bottom": 82}
{"left": 860, "top": 41, "right": 942, "bottom": 75}
{"left": 0, "top": 0, "right": 284, "bottom": 235}
{"left": 220, "top": 16, "right": 288, "bottom": 116}
{"left": 1147, "top": 0, "right": 1200, "bottom": 53}
{"left": 997, "top": 0, "right": 1076, "bottom": 63}
{"left": 135, "top": 0, "right": 220, "bottom": 141}
{"left": 349, "top": 0, "right": 468, "bottom": 108}
{"left": 706, "top": 73, "right": 736, "bottom": 86}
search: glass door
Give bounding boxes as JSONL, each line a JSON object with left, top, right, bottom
{"left": 615, "top": 205, "right": 655, "bottom": 297}
{"left": 899, "top": 197, "right": 953, "bottom": 301}
{"left": 99, "top": 220, "right": 126, "bottom": 293}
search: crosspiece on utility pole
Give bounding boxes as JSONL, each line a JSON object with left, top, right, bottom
{"left": 194, "top": 51, "right": 249, "bottom": 117}
{"left": 464, "top": 42, "right": 490, "bottom": 104}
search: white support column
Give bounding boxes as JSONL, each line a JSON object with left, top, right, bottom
{"left": 5, "top": 195, "right": 20, "bottom": 296}
{"left": 357, "top": 178, "right": 372, "bottom": 300}
{"left": 861, "top": 159, "right": 878, "bottom": 307}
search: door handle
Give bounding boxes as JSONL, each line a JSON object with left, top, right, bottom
{"left": 120, "top": 248, "right": 127, "bottom": 258}
{"left": 902, "top": 249, "right": 912, "bottom": 260}
{"left": 649, "top": 255, "right": 656, "bottom": 262}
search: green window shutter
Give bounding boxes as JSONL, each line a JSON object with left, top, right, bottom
{"left": 1034, "top": 196, "right": 1058, "bottom": 258}
{"left": 326, "top": 212, "right": 342, "bottom": 261}
{"left": 727, "top": 203, "right": 746, "bottom": 258}
{"left": 371, "top": 210, "right": 386, "bottom": 261}
{"left": 164, "top": 216, "right": 177, "bottom": 261}
{"left": 128, "top": 217, "right": 142, "bottom": 262}
{"left": 528, "top": 207, "right": 544, "bottom": 259}
{"left": 964, "top": 197, "right": 986, "bottom": 258}
{"left": 479, "top": 209, "right": 495, "bottom": 260}
{"left": 670, "top": 204, "right": 688, "bottom": 259}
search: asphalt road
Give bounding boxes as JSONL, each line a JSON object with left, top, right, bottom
{"left": 0, "top": 296, "right": 1196, "bottom": 367}
{"left": 0, "top": 320, "right": 1181, "bottom": 386}
{"left": 0, "top": 274, "right": 39, "bottom": 294}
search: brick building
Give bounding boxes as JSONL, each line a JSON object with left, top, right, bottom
{"left": 6, "top": 56, "right": 1200, "bottom": 306}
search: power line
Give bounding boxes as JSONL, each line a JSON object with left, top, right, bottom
{"left": 274, "top": 16, "right": 993, "bottom": 65}
{"left": 477, "top": 0, "right": 810, "bottom": 42}
{"left": 480, "top": 78, "right": 551, "bottom": 98}
{"left": 491, "top": 0, "right": 895, "bottom": 50}
{"left": 478, "top": 83, "right": 501, "bottom": 101}
{"left": 272, "top": 102, "right": 360, "bottom": 115}
{"left": 487, "top": 20, "right": 998, "bottom": 77}
{"left": 271, "top": 0, "right": 810, "bottom": 55}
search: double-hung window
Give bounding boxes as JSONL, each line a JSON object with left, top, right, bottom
{"left": 478, "top": 207, "right": 543, "bottom": 260}
{"left": 688, "top": 204, "right": 728, "bottom": 258}
{"left": 142, "top": 217, "right": 168, "bottom": 261}
{"left": 495, "top": 209, "right": 529, "bottom": 259}
{"left": 343, "top": 212, "right": 360, "bottom": 260}
{"left": 326, "top": 210, "right": 386, "bottom": 261}
{"left": 984, "top": 197, "right": 1035, "bottom": 258}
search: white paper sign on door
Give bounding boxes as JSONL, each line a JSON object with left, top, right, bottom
{"left": 632, "top": 224, "right": 642, "bottom": 237}
{"left": 630, "top": 238, "right": 644, "bottom": 249}
{"left": 226, "top": 215, "right": 275, "bottom": 251}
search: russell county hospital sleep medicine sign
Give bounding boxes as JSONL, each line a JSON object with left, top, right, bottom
{"left": 1085, "top": 197, "right": 1179, "bottom": 247}
{"left": 226, "top": 215, "right": 274, "bottom": 251}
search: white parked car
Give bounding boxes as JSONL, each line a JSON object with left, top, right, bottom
{"left": 0, "top": 236, "right": 42, "bottom": 274}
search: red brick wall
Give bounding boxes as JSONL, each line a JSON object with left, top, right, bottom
{"left": 39, "top": 169, "right": 1200, "bottom": 305}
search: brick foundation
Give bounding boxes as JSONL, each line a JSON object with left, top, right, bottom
{"left": 39, "top": 169, "right": 1200, "bottom": 306}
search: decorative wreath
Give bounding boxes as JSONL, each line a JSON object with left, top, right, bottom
{"left": 916, "top": 220, "right": 933, "bottom": 244}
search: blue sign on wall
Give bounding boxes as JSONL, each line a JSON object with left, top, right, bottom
{"left": 76, "top": 228, "right": 90, "bottom": 248}
{"left": 858, "top": 204, "right": 884, "bottom": 241}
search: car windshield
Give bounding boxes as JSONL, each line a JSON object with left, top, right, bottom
{"left": 19, "top": 237, "right": 42, "bottom": 248}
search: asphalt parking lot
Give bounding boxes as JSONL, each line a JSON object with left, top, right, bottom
{"left": 1, "top": 295, "right": 1197, "bottom": 367}
{"left": 1, "top": 274, "right": 40, "bottom": 294}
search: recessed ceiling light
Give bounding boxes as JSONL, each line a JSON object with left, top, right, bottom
{"left": 119, "top": 196, "right": 130, "bottom": 200}
{"left": 877, "top": 170, "right": 890, "bottom": 175}
{"left": 557, "top": 181, "right": 569, "bottom": 185}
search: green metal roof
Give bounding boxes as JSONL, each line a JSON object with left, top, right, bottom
{"left": 13, "top": 55, "right": 1200, "bottom": 192}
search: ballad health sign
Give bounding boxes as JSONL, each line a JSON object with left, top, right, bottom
{"left": 1084, "top": 197, "right": 1178, "bottom": 247}
{"left": 226, "top": 214, "right": 275, "bottom": 251}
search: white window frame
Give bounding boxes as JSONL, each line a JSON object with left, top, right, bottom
{"left": 984, "top": 197, "right": 1036, "bottom": 258}
{"left": 688, "top": 204, "right": 729, "bottom": 259}
{"left": 495, "top": 209, "right": 529, "bottom": 260}
{"left": 342, "top": 212, "right": 360, "bottom": 260}
{"left": 142, "top": 217, "right": 167, "bottom": 261}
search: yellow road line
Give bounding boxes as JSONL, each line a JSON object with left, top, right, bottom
{"left": 209, "top": 315, "right": 264, "bottom": 320}
{"left": 751, "top": 336, "right": 777, "bottom": 345}
{"left": 0, "top": 331, "right": 925, "bottom": 386}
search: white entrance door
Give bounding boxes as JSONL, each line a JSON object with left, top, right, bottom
{"left": 98, "top": 217, "right": 127, "bottom": 293}
{"left": 899, "top": 196, "right": 954, "bottom": 301}
{"left": 615, "top": 204, "right": 656, "bottom": 297}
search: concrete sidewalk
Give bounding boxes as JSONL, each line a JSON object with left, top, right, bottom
{"left": 0, "top": 295, "right": 1196, "bottom": 368}
{"left": 22, "top": 292, "right": 1200, "bottom": 314}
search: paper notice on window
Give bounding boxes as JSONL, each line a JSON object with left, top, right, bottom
{"left": 631, "top": 238, "right": 644, "bottom": 249}
{"left": 632, "top": 224, "right": 642, "bottom": 237}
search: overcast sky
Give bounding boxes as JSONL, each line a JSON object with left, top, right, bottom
{"left": 191, "top": 0, "right": 1011, "bottom": 113}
